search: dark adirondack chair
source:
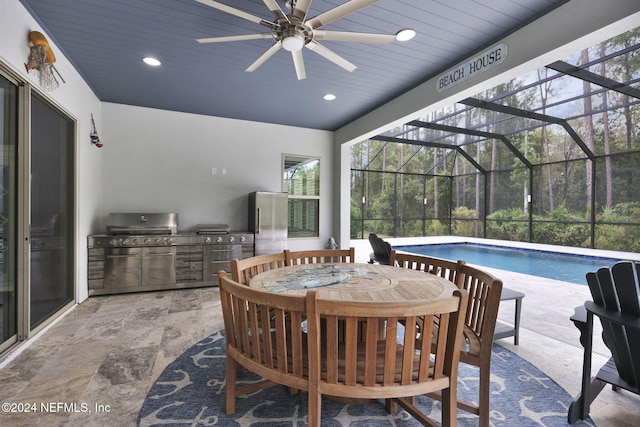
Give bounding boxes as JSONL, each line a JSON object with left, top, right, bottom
{"left": 568, "top": 261, "right": 640, "bottom": 423}
{"left": 367, "top": 233, "right": 392, "bottom": 264}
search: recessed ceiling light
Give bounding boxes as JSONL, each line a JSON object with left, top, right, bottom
{"left": 142, "top": 56, "right": 161, "bottom": 66}
{"left": 395, "top": 29, "right": 416, "bottom": 42}
{"left": 323, "top": 94, "right": 336, "bottom": 101}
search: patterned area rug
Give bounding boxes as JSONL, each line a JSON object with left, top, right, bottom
{"left": 138, "top": 331, "right": 594, "bottom": 426}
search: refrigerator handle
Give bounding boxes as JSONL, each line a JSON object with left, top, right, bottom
{"left": 256, "top": 208, "right": 261, "bottom": 234}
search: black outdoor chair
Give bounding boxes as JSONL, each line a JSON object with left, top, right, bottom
{"left": 568, "top": 261, "right": 640, "bottom": 423}
{"left": 367, "top": 233, "right": 392, "bottom": 264}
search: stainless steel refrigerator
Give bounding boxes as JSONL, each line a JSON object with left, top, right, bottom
{"left": 248, "top": 191, "right": 288, "bottom": 255}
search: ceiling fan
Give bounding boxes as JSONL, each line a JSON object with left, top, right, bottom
{"left": 195, "top": 0, "right": 415, "bottom": 80}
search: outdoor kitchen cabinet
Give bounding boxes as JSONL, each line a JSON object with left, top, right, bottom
{"left": 87, "top": 232, "right": 253, "bottom": 296}
{"left": 88, "top": 247, "right": 106, "bottom": 290}
{"left": 176, "top": 245, "right": 203, "bottom": 283}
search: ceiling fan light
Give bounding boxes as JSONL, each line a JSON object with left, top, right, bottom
{"left": 395, "top": 29, "right": 416, "bottom": 42}
{"left": 282, "top": 34, "right": 305, "bottom": 52}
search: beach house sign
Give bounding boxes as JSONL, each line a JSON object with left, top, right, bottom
{"left": 436, "top": 43, "right": 508, "bottom": 92}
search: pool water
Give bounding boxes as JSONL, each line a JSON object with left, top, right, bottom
{"left": 394, "top": 243, "right": 625, "bottom": 285}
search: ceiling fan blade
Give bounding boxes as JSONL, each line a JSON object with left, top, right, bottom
{"left": 291, "top": 0, "right": 312, "bottom": 22}
{"left": 194, "top": 0, "right": 270, "bottom": 27}
{"left": 313, "top": 30, "right": 395, "bottom": 44}
{"left": 292, "top": 50, "right": 306, "bottom": 80}
{"left": 196, "top": 33, "right": 273, "bottom": 43}
{"left": 262, "top": 0, "right": 288, "bottom": 22}
{"left": 305, "top": 40, "right": 357, "bottom": 72}
{"left": 306, "top": 0, "right": 379, "bottom": 30}
{"left": 245, "top": 43, "right": 282, "bottom": 72}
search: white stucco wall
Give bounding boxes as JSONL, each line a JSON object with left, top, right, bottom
{"left": 101, "top": 103, "right": 336, "bottom": 250}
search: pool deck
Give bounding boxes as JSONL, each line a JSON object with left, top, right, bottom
{"left": 351, "top": 236, "right": 640, "bottom": 427}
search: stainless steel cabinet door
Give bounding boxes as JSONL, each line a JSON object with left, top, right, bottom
{"left": 104, "top": 248, "right": 141, "bottom": 288}
{"left": 142, "top": 246, "right": 176, "bottom": 286}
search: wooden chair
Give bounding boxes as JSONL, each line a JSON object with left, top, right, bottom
{"left": 568, "top": 261, "right": 640, "bottom": 423}
{"left": 452, "top": 263, "right": 503, "bottom": 427}
{"left": 284, "top": 248, "right": 355, "bottom": 265}
{"left": 218, "top": 271, "right": 308, "bottom": 415}
{"left": 306, "top": 288, "right": 469, "bottom": 427}
{"left": 389, "top": 250, "right": 465, "bottom": 282}
{"left": 368, "top": 233, "right": 392, "bottom": 264}
{"left": 391, "top": 250, "right": 503, "bottom": 427}
{"left": 230, "top": 252, "right": 287, "bottom": 285}
{"left": 229, "top": 253, "right": 288, "bottom": 377}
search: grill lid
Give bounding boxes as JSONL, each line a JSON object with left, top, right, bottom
{"left": 196, "top": 224, "right": 230, "bottom": 234}
{"left": 106, "top": 212, "right": 178, "bottom": 235}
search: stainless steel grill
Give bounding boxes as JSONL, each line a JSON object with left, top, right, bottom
{"left": 87, "top": 214, "right": 254, "bottom": 296}
{"left": 88, "top": 213, "right": 182, "bottom": 295}
{"left": 195, "top": 224, "right": 254, "bottom": 284}
{"left": 106, "top": 212, "right": 179, "bottom": 235}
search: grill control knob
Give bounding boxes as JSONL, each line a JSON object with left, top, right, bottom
{"left": 155, "top": 238, "right": 162, "bottom": 245}
{"left": 240, "top": 236, "right": 246, "bottom": 243}
{"left": 228, "top": 236, "right": 235, "bottom": 243}
{"left": 132, "top": 239, "right": 139, "bottom": 245}
{"left": 123, "top": 239, "right": 130, "bottom": 246}
{"left": 109, "top": 239, "right": 118, "bottom": 246}
{"left": 144, "top": 238, "right": 151, "bottom": 244}
{"left": 204, "top": 237, "right": 211, "bottom": 244}
{"left": 216, "top": 236, "right": 223, "bottom": 244}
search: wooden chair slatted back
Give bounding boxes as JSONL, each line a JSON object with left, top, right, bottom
{"left": 389, "top": 250, "right": 465, "bottom": 283}
{"left": 456, "top": 264, "right": 503, "bottom": 342}
{"left": 219, "top": 271, "right": 307, "bottom": 378}
{"left": 306, "top": 290, "right": 468, "bottom": 394}
{"left": 285, "top": 248, "right": 355, "bottom": 265}
{"left": 231, "top": 252, "right": 287, "bottom": 285}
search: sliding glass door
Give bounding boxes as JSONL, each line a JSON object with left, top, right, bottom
{"left": 0, "top": 74, "right": 18, "bottom": 352}
{"left": 0, "top": 65, "right": 75, "bottom": 353}
{"left": 29, "top": 94, "right": 74, "bottom": 330}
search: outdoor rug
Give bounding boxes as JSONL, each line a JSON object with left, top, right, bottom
{"left": 138, "top": 330, "right": 594, "bottom": 426}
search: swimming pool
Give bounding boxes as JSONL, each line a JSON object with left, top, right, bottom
{"left": 393, "top": 243, "right": 626, "bottom": 285}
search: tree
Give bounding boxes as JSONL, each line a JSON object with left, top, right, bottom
{"left": 600, "top": 42, "right": 613, "bottom": 207}
{"left": 581, "top": 48, "right": 595, "bottom": 221}
{"left": 537, "top": 67, "right": 555, "bottom": 210}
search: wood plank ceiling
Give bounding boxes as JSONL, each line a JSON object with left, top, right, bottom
{"left": 20, "top": 0, "right": 567, "bottom": 130}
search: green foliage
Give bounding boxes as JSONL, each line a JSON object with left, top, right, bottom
{"left": 430, "top": 220, "right": 445, "bottom": 235}
{"left": 533, "top": 224, "right": 589, "bottom": 247}
{"left": 594, "top": 202, "right": 640, "bottom": 252}
{"left": 529, "top": 205, "right": 588, "bottom": 246}
{"left": 451, "top": 207, "right": 477, "bottom": 237}
{"left": 486, "top": 209, "right": 528, "bottom": 241}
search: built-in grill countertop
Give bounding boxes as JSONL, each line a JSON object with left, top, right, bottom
{"left": 88, "top": 217, "right": 254, "bottom": 296}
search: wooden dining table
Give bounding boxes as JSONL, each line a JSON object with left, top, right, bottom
{"left": 248, "top": 262, "right": 458, "bottom": 302}
{"left": 249, "top": 262, "right": 460, "bottom": 406}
